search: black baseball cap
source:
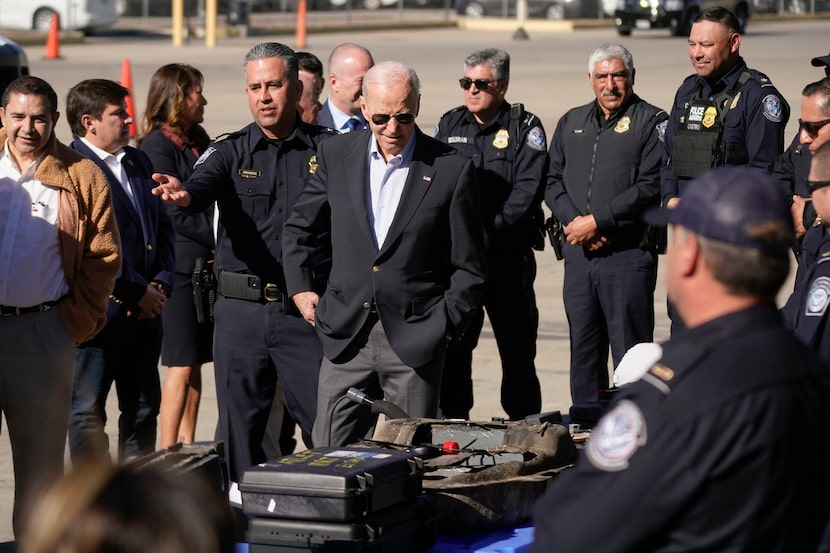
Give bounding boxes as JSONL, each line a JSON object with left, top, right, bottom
{"left": 811, "top": 53, "right": 830, "bottom": 68}
{"left": 646, "top": 167, "right": 792, "bottom": 254}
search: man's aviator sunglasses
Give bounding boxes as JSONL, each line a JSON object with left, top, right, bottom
{"left": 459, "top": 77, "right": 501, "bottom": 90}
{"left": 799, "top": 118, "right": 830, "bottom": 138}
{"left": 371, "top": 112, "right": 415, "bottom": 125}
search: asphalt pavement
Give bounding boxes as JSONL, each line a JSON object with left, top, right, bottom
{"left": 0, "top": 12, "right": 828, "bottom": 549}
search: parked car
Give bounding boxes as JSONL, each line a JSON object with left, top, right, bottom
{"left": 328, "top": 0, "right": 442, "bottom": 10}
{"left": 455, "top": 0, "right": 602, "bottom": 19}
{"left": 0, "top": 0, "right": 120, "bottom": 33}
{"left": 0, "top": 34, "right": 28, "bottom": 105}
{"left": 119, "top": 0, "right": 319, "bottom": 16}
{"left": 753, "top": 0, "right": 829, "bottom": 12}
{"left": 614, "top": 0, "right": 751, "bottom": 36}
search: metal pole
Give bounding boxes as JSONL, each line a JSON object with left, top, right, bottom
{"left": 205, "top": 0, "right": 217, "bottom": 47}
{"left": 172, "top": 0, "right": 184, "bottom": 46}
{"left": 513, "top": 0, "right": 529, "bottom": 39}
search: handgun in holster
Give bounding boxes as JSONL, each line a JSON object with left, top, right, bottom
{"left": 545, "top": 217, "right": 565, "bottom": 261}
{"left": 192, "top": 256, "right": 217, "bottom": 324}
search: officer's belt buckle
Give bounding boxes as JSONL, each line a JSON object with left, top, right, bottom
{"left": 263, "top": 283, "right": 281, "bottom": 302}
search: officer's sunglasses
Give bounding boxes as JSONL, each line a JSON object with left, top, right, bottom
{"left": 459, "top": 78, "right": 502, "bottom": 91}
{"left": 804, "top": 178, "right": 830, "bottom": 191}
{"left": 799, "top": 118, "right": 830, "bottom": 138}
{"left": 370, "top": 112, "right": 415, "bottom": 126}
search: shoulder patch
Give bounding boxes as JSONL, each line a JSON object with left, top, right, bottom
{"left": 656, "top": 119, "right": 668, "bottom": 142}
{"left": 762, "top": 94, "right": 784, "bottom": 123}
{"left": 194, "top": 146, "right": 216, "bottom": 167}
{"left": 526, "top": 126, "right": 546, "bottom": 151}
{"left": 585, "top": 400, "right": 647, "bottom": 472}
{"left": 806, "top": 276, "right": 830, "bottom": 317}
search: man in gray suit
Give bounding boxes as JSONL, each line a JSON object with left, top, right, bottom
{"left": 284, "top": 61, "right": 488, "bottom": 447}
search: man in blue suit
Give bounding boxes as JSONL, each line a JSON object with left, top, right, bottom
{"left": 66, "top": 79, "right": 175, "bottom": 462}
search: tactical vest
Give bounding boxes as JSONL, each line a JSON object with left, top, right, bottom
{"left": 671, "top": 71, "right": 751, "bottom": 179}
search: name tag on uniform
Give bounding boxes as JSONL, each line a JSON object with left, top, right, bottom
{"left": 238, "top": 169, "right": 261, "bottom": 179}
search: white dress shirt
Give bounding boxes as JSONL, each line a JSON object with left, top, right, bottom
{"left": 365, "top": 134, "right": 416, "bottom": 250}
{"left": 0, "top": 143, "right": 68, "bottom": 306}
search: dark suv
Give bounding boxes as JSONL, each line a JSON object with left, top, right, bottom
{"left": 614, "top": 0, "right": 751, "bottom": 36}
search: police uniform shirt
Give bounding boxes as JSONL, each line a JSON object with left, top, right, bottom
{"left": 546, "top": 94, "right": 667, "bottom": 244}
{"left": 773, "top": 134, "right": 817, "bottom": 229}
{"left": 531, "top": 303, "right": 830, "bottom": 553}
{"left": 433, "top": 101, "right": 547, "bottom": 242}
{"left": 661, "top": 57, "right": 789, "bottom": 205}
{"left": 182, "top": 121, "right": 335, "bottom": 284}
{"left": 783, "top": 225, "right": 830, "bottom": 363}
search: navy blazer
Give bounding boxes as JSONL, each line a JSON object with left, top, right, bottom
{"left": 70, "top": 139, "right": 175, "bottom": 323}
{"left": 283, "top": 128, "right": 487, "bottom": 368}
{"left": 316, "top": 101, "right": 335, "bottom": 130}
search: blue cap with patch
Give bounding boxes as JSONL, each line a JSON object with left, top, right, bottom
{"left": 646, "top": 167, "right": 793, "bottom": 253}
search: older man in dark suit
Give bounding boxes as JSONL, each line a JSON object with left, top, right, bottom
{"left": 284, "top": 61, "right": 487, "bottom": 447}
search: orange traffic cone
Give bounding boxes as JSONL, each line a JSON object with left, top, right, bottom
{"left": 120, "top": 58, "right": 137, "bottom": 139}
{"left": 295, "top": 0, "right": 307, "bottom": 49}
{"left": 44, "top": 13, "right": 61, "bottom": 60}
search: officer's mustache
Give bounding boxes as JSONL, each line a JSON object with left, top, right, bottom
{"left": 602, "top": 89, "right": 623, "bottom": 98}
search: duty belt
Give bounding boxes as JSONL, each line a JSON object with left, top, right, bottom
{"left": 217, "top": 271, "right": 282, "bottom": 302}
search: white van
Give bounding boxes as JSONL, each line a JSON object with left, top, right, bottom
{"left": 0, "top": 0, "right": 120, "bottom": 33}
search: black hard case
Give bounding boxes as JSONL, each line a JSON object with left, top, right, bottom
{"left": 240, "top": 447, "right": 424, "bottom": 521}
{"left": 246, "top": 497, "right": 436, "bottom": 553}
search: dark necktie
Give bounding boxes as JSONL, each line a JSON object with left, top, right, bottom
{"left": 346, "top": 117, "right": 363, "bottom": 132}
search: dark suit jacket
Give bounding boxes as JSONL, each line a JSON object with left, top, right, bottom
{"left": 70, "top": 139, "right": 176, "bottom": 333}
{"left": 316, "top": 99, "right": 367, "bottom": 132}
{"left": 139, "top": 129, "right": 215, "bottom": 275}
{"left": 283, "top": 128, "right": 487, "bottom": 368}
{"left": 316, "top": 101, "right": 336, "bottom": 130}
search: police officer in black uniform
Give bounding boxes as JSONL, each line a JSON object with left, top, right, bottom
{"left": 152, "top": 42, "right": 335, "bottom": 484}
{"left": 661, "top": 6, "right": 788, "bottom": 334}
{"left": 783, "top": 141, "right": 830, "bottom": 364}
{"left": 774, "top": 59, "right": 830, "bottom": 255}
{"left": 433, "top": 48, "right": 545, "bottom": 420}
{"left": 662, "top": 6, "right": 788, "bottom": 205}
{"left": 532, "top": 167, "right": 830, "bottom": 553}
{"left": 546, "top": 43, "right": 666, "bottom": 405}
